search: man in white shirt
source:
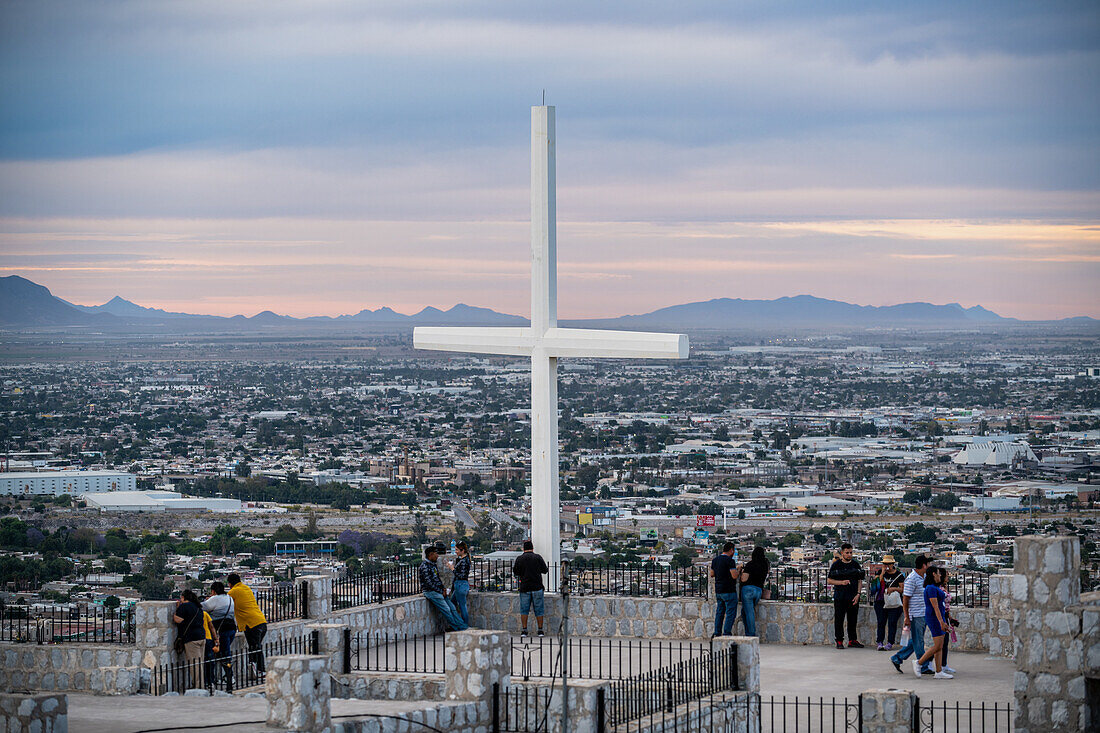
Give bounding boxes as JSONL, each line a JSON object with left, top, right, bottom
{"left": 889, "top": 554, "right": 933, "bottom": 675}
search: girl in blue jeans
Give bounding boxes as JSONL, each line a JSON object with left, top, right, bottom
{"left": 739, "top": 547, "right": 770, "bottom": 637}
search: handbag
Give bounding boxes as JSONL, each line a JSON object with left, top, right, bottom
{"left": 884, "top": 590, "right": 902, "bottom": 609}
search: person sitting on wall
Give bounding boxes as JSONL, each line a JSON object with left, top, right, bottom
{"left": 418, "top": 546, "right": 468, "bottom": 631}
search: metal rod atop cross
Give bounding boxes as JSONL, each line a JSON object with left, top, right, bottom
{"left": 414, "top": 106, "right": 689, "bottom": 588}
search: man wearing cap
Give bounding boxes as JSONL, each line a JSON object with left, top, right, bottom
{"left": 419, "top": 546, "right": 468, "bottom": 631}
{"left": 871, "top": 555, "right": 905, "bottom": 650}
{"left": 890, "top": 554, "right": 934, "bottom": 675}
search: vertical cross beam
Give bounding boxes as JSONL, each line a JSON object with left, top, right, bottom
{"left": 530, "top": 105, "right": 561, "bottom": 584}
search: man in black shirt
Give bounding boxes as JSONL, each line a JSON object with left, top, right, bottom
{"left": 827, "top": 542, "right": 865, "bottom": 649}
{"left": 709, "top": 542, "right": 739, "bottom": 637}
{"left": 512, "top": 540, "right": 548, "bottom": 637}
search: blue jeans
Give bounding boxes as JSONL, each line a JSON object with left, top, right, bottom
{"left": 740, "top": 585, "right": 763, "bottom": 637}
{"left": 714, "top": 591, "right": 738, "bottom": 636}
{"left": 891, "top": 615, "right": 930, "bottom": 670}
{"left": 452, "top": 579, "right": 470, "bottom": 626}
{"left": 424, "top": 591, "right": 467, "bottom": 631}
{"left": 519, "top": 589, "right": 545, "bottom": 616}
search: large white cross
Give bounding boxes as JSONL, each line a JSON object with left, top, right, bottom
{"left": 414, "top": 106, "right": 689, "bottom": 584}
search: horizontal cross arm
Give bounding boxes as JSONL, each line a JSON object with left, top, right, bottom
{"left": 413, "top": 327, "right": 535, "bottom": 356}
{"left": 413, "top": 326, "right": 689, "bottom": 359}
{"left": 539, "top": 327, "right": 689, "bottom": 359}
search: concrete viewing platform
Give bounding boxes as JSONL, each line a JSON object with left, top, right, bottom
{"left": 759, "top": 644, "right": 1014, "bottom": 704}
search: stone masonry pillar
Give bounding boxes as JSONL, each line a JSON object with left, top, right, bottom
{"left": 860, "top": 689, "right": 915, "bottom": 733}
{"left": 266, "top": 654, "right": 331, "bottom": 733}
{"left": 300, "top": 575, "right": 333, "bottom": 619}
{"left": 1012, "top": 535, "right": 1084, "bottom": 733}
{"left": 134, "top": 600, "right": 178, "bottom": 668}
{"left": 306, "top": 623, "right": 347, "bottom": 675}
{"left": 711, "top": 636, "right": 760, "bottom": 693}
{"left": 987, "top": 570, "right": 1016, "bottom": 659}
{"left": 444, "top": 629, "right": 510, "bottom": 701}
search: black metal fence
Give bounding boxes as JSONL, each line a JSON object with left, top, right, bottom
{"left": 605, "top": 645, "right": 739, "bottom": 727}
{"left": 352, "top": 631, "right": 446, "bottom": 673}
{"left": 511, "top": 636, "right": 711, "bottom": 682}
{"left": 751, "top": 694, "right": 860, "bottom": 733}
{"left": 569, "top": 563, "right": 709, "bottom": 598}
{"left": 470, "top": 560, "right": 707, "bottom": 598}
{"left": 149, "top": 632, "right": 317, "bottom": 695}
{"left": 765, "top": 566, "right": 990, "bottom": 608}
{"left": 493, "top": 683, "right": 556, "bottom": 733}
{"left": 0, "top": 604, "right": 135, "bottom": 644}
{"left": 254, "top": 582, "right": 308, "bottom": 623}
{"left": 743, "top": 695, "right": 1013, "bottom": 733}
{"left": 333, "top": 565, "right": 419, "bottom": 610}
{"left": 918, "top": 698, "right": 1013, "bottom": 732}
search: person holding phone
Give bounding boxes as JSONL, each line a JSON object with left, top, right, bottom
{"left": 873, "top": 555, "right": 905, "bottom": 650}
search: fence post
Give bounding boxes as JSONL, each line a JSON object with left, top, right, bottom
{"left": 342, "top": 628, "right": 351, "bottom": 674}
{"left": 301, "top": 580, "right": 310, "bottom": 619}
{"left": 859, "top": 689, "right": 915, "bottom": 733}
{"left": 596, "top": 687, "right": 606, "bottom": 733}
{"left": 444, "top": 630, "right": 510, "bottom": 701}
{"left": 492, "top": 682, "right": 500, "bottom": 733}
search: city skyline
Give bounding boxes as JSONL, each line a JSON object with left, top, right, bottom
{"left": 1, "top": 2, "right": 1098, "bottom": 320}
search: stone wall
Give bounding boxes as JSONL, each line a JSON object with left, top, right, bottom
{"left": 332, "top": 672, "right": 446, "bottom": 702}
{"left": 0, "top": 693, "right": 67, "bottom": 733}
{"left": 468, "top": 593, "right": 989, "bottom": 651}
{"left": 331, "top": 700, "right": 491, "bottom": 733}
{"left": 1008, "top": 535, "right": 1097, "bottom": 733}
{"left": 0, "top": 644, "right": 147, "bottom": 695}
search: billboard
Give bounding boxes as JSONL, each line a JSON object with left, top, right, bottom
{"left": 578, "top": 513, "right": 593, "bottom": 525}
{"left": 695, "top": 515, "right": 716, "bottom": 527}
{"left": 694, "top": 529, "right": 710, "bottom": 545}
{"left": 640, "top": 528, "right": 659, "bottom": 545}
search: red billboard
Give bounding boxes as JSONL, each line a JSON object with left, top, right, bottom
{"left": 695, "top": 515, "right": 716, "bottom": 527}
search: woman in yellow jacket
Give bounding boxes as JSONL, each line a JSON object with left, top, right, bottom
{"left": 227, "top": 573, "right": 268, "bottom": 678}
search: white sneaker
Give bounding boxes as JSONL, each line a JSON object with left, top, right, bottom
{"left": 912, "top": 659, "right": 921, "bottom": 678}
{"left": 942, "top": 666, "right": 956, "bottom": 674}
{"left": 934, "top": 671, "right": 954, "bottom": 679}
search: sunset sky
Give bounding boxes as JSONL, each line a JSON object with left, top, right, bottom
{"left": 1, "top": 1, "right": 1098, "bottom": 320}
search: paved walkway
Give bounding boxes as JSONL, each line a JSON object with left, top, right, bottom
{"left": 759, "top": 644, "right": 1014, "bottom": 704}
{"left": 67, "top": 695, "right": 461, "bottom": 733}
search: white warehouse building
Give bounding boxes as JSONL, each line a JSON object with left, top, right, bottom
{"left": 82, "top": 491, "right": 242, "bottom": 513}
{"left": 0, "top": 470, "right": 135, "bottom": 497}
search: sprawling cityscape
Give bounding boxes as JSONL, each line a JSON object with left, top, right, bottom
{"left": 2, "top": 326, "right": 1096, "bottom": 621}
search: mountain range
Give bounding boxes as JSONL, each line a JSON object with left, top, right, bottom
{"left": 1, "top": 275, "right": 1095, "bottom": 333}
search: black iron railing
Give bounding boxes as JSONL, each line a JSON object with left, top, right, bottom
{"left": 254, "top": 582, "right": 307, "bottom": 623}
{"left": 493, "top": 683, "right": 556, "bottom": 733}
{"left": 751, "top": 694, "right": 861, "bottom": 732}
{"left": 918, "top": 698, "right": 1013, "bottom": 732}
{"left": 0, "top": 604, "right": 135, "bottom": 644}
{"left": 605, "top": 645, "right": 738, "bottom": 727}
{"left": 149, "top": 631, "right": 317, "bottom": 695}
{"left": 470, "top": 560, "right": 707, "bottom": 598}
{"left": 511, "top": 636, "right": 711, "bottom": 681}
{"left": 333, "top": 565, "right": 419, "bottom": 610}
{"left": 765, "top": 566, "right": 990, "bottom": 608}
{"left": 352, "top": 632, "right": 446, "bottom": 673}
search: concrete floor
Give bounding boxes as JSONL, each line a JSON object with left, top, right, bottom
{"left": 759, "top": 643, "right": 1014, "bottom": 704}
{"left": 67, "top": 696, "right": 461, "bottom": 733}
{"left": 64, "top": 641, "right": 1015, "bottom": 732}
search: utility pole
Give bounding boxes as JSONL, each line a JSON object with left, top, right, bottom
{"left": 560, "top": 559, "right": 572, "bottom": 733}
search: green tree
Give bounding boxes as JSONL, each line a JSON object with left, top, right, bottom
{"left": 670, "top": 546, "right": 695, "bottom": 569}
